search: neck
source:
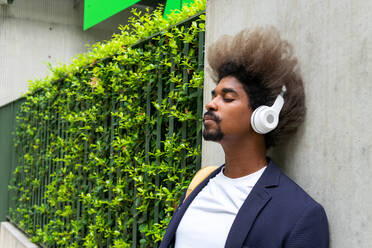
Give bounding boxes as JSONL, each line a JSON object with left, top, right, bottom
{"left": 220, "top": 134, "right": 267, "bottom": 178}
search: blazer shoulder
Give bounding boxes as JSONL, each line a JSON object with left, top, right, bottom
{"left": 277, "top": 171, "right": 323, "bottom": 208}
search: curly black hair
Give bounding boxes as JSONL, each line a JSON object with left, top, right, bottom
{"left": 207, "top": 27, "right": 306, "bottom": 149}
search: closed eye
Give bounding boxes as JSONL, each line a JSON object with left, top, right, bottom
{"left": 224, "top": 98, "right": 234, "bottom": 102}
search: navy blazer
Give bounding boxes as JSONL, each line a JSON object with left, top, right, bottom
{"left": 159, "top": 159, "right": 329, "bottom": 248}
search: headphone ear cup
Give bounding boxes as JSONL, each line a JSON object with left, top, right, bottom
{"left": 251, "top": 106, "right": 268, "bottom": 134}
{"left": 251, "top": 105, "right": 279, "bottom": 134}
{"left": 251, "top": 86, "right": 285, "bottom": 134}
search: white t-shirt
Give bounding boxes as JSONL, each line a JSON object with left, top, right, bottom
{"left": 175, "top": 166, "right": 266, "bottom": 248}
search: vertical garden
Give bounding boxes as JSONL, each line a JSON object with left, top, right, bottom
{"left": 9, "top": 1, "right": 205, "bottom": 247}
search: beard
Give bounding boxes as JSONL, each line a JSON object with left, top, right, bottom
{"left": 202, "top": 111, "right": 224, "bottom": 141}
{"left": 202, "top": 125, "right": 224, "bottom": 141}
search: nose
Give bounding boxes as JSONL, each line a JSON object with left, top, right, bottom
{"left": 205, "top": 98, "right": 218, "bottom": 111}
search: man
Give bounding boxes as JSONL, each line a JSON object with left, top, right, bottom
{"left": 159, "top": 27, "right": 329, "bottom": 248}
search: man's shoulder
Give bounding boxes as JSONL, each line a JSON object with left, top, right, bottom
{"left": 270, "top": 166, "right": 325, "bottom": 216}
{"left": 257, "top": 159, "right": 325, "bottom": 216}
{"left": 280, "top": 170, "right": 320, "bottom": 202}
{"left": 252, "top": 165, "right": 329, "bottom": 247}
{"left": 252, "top": 163, "right": 328, "bottom": 238}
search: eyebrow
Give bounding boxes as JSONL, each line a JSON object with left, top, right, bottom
{"left": 211, "top": 88, "right": 238, "bottom": 96}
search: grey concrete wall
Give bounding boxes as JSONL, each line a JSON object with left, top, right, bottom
{"left": 203, "top": 0, "right": 372, "bottom": 247}
{"left": 0, "top": 0, "right": 144, "bottom": 107}
{"left": 0, "top": 222, "right": 39, "bottom": 248}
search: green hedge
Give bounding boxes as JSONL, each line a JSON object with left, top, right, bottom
{"left": 9, "top": 2, "right": 205, "bottom": 247}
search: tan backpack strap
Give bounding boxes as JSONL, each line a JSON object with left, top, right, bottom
{"left": 184, "top": 166, "right": 219, "bottom": 203}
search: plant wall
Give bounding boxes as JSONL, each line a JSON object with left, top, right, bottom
{"left": 9, "top": 1, "right": 205, "bottom": 247}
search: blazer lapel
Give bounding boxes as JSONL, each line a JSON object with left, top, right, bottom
{"left": 225, "top": 160, "right": 280, "bottom": 248}
{"left": 225, "top": 187, "right": 271, "bottom": 248}
{"left": 159, "top": 166, "right": 223, "bottom": 248}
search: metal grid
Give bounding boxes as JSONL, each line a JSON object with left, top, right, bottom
{"left": 8, "top": 12, "right": 205, "bottom": 248}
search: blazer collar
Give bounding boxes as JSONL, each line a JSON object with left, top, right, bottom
{"left": 225, "top": 159, "right": 281, "bottom": 248}
{"left": 257, "top": 158, "right": 281, "bottom": 188}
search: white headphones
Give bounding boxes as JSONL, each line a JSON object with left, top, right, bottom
{"left": 251, "top": 85, "right": 287, "bottom": 134}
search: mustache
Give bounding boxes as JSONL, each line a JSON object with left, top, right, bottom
{"left": 203, "top": 111, "right": 221, "bottom": 123}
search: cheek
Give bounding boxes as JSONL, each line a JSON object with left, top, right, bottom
{"left": 222, "top": 108, "right": 252, "bottom": 132}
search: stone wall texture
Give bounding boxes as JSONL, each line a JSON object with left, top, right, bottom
{"left": 202, "top": 0, "right": 372, "bottom": 247}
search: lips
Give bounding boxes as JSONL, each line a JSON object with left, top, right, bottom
{"left": 203, "top": 113, "right": 218, "bottom": 123}
{"left": 203, "top": 116, "right": 215, "bottom": 122}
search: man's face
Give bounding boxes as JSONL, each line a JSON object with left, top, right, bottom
{"left": 202, "top": 76, "right": 253, "bottom": 142}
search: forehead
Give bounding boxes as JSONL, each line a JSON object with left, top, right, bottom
{"left": 214, "top": 76, "right": 246, "bottom": 94}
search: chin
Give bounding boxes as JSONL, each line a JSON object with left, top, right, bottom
{"left": 202, "top": 129, "right": 224, "bottom": 141}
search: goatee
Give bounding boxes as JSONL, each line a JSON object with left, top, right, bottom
{"left": 202, "top": 126, "right": 224, "bottom": 141}
{"left": 202, "top": 111, "right": 224, "bottom": 141}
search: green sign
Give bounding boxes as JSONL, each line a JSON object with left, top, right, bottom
{"left": 84, "top": 0, "right": 141, "bottom": 30}
{"left": 84, "top": 0, "right": 195, "bottom": 31}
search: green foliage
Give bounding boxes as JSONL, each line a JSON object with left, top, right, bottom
{"left": 9, "top": 1, "right": 205, "bottom": 247}
{"left": 28, "top": 0, "right": 206, "bottom": 93}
